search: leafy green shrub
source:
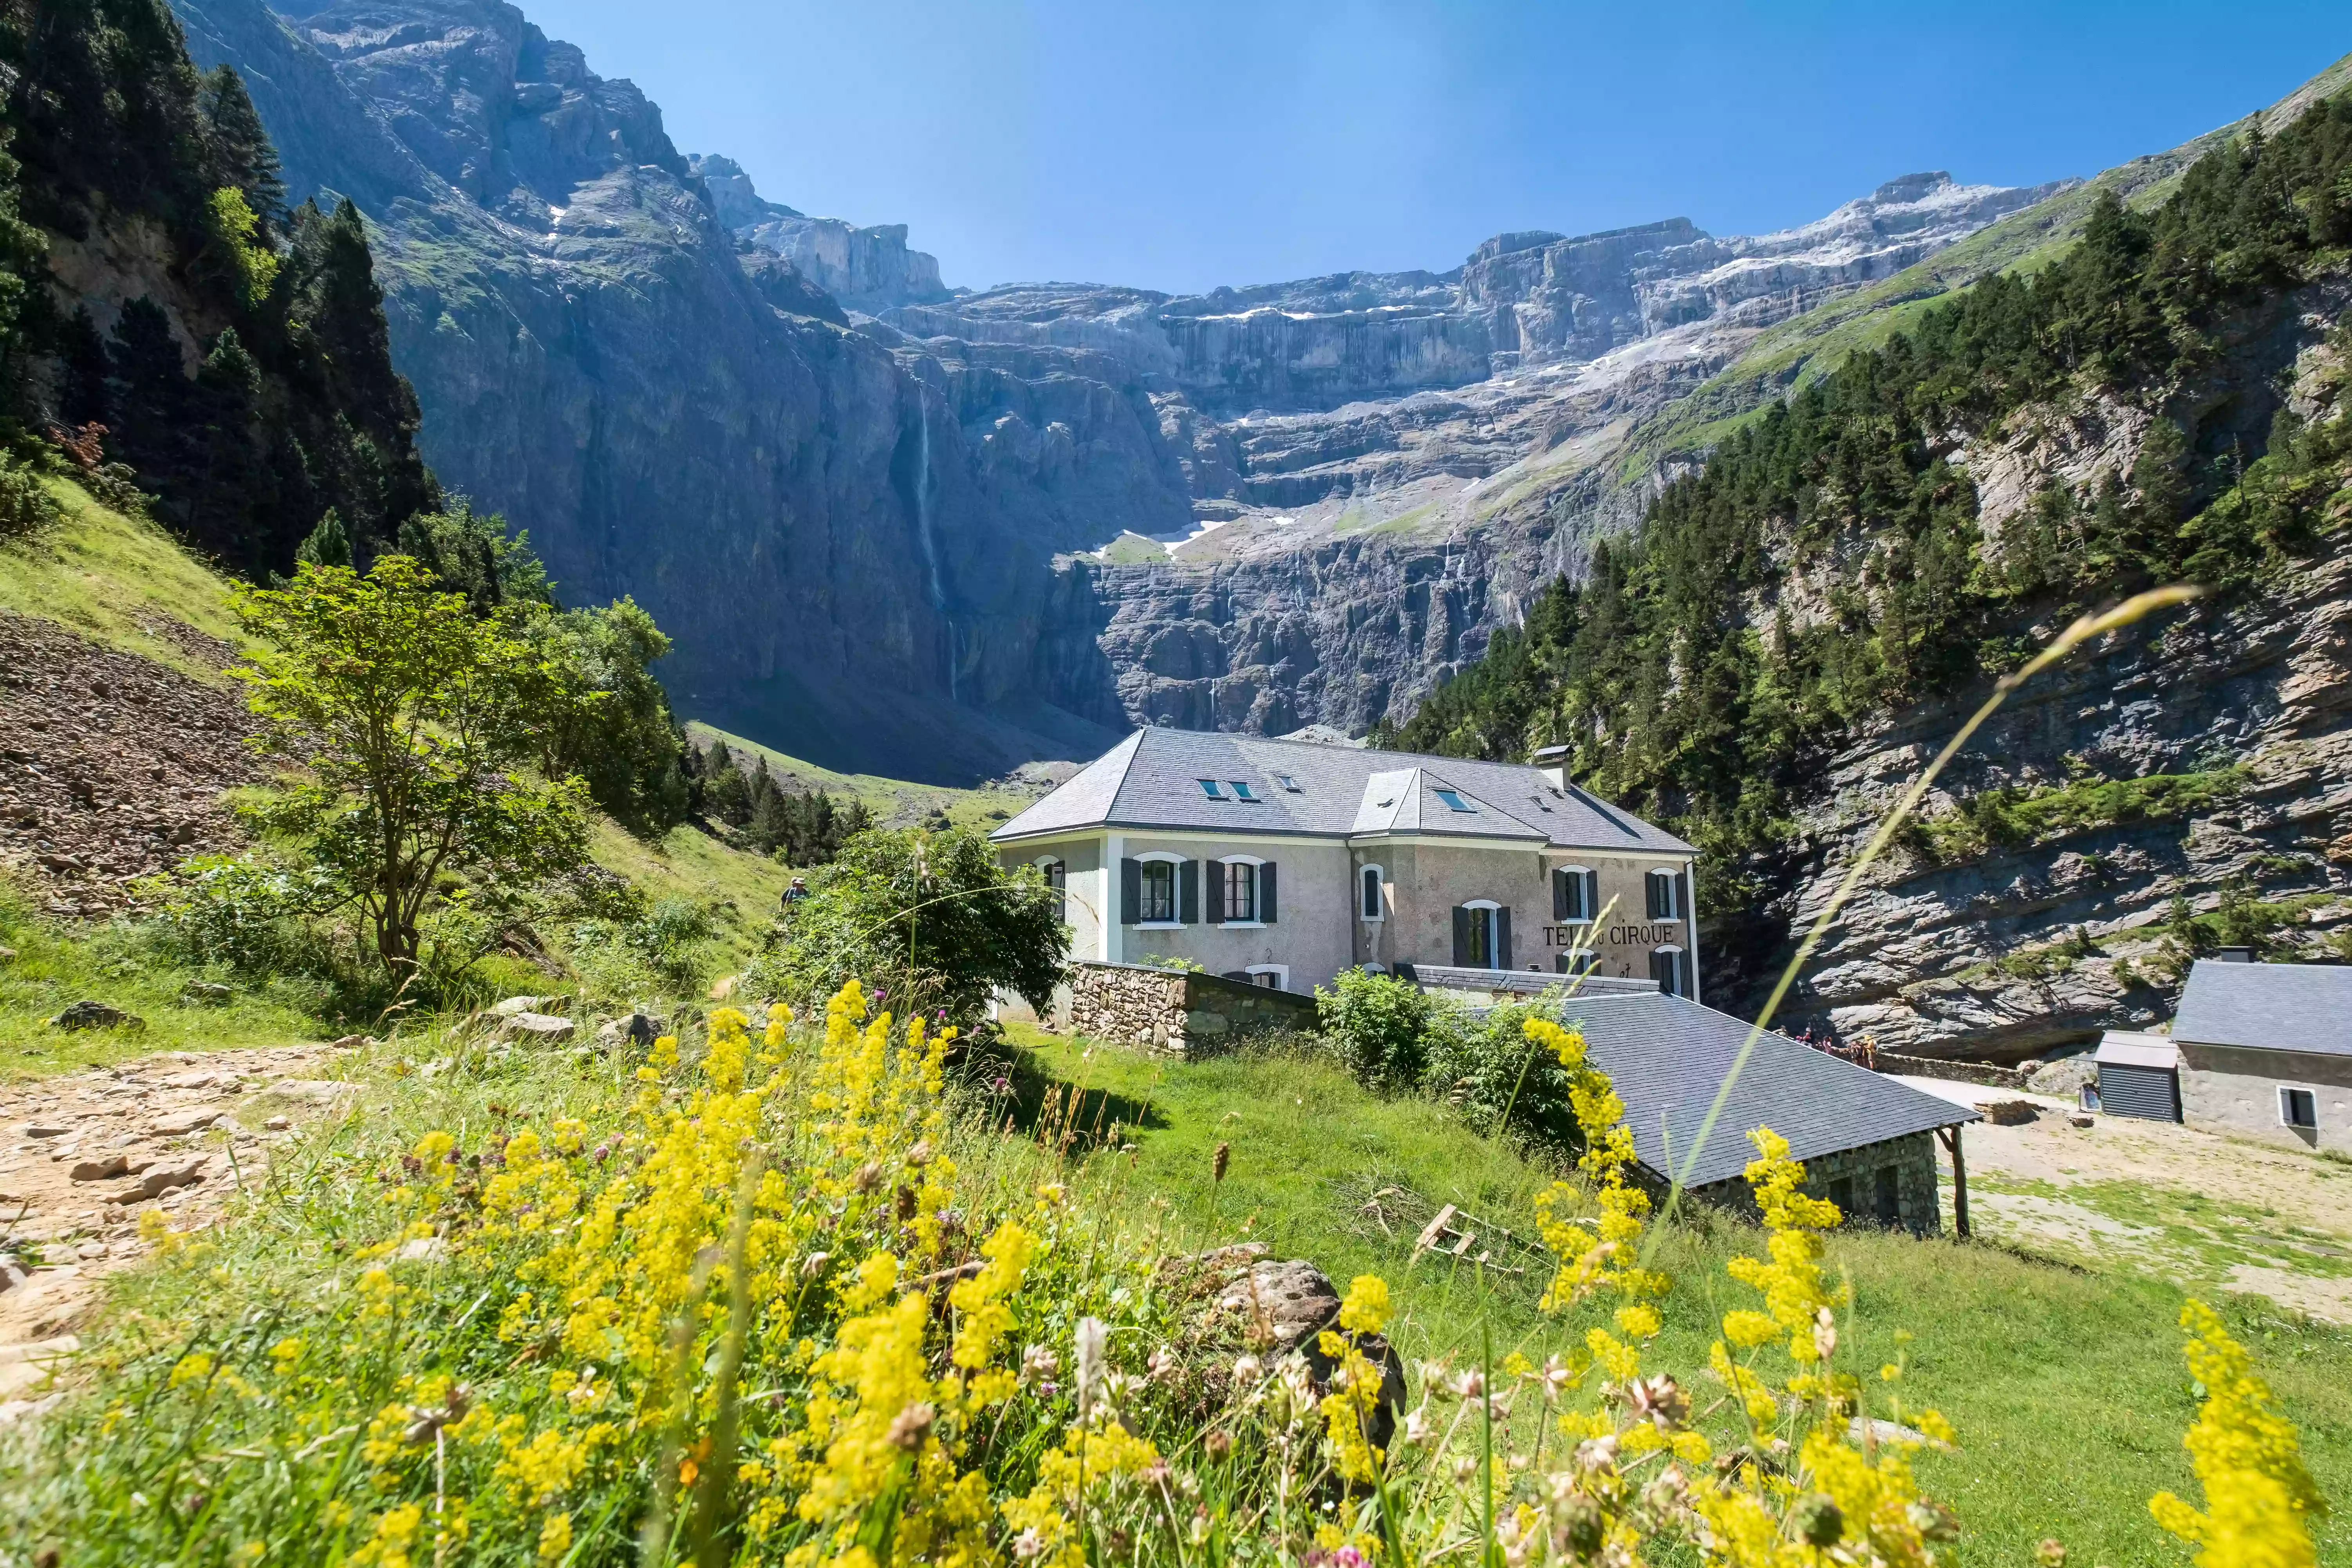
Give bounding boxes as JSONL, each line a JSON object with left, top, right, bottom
{"left": 0, "top": 450, "right": 59, "bottom": 537}
{"left": 757, "top": 826, "right": 1065, "bottom": 1022}
{"left": 142, "top": 853, "right": 341, "bottom": 976}
{"left": 1420, "top": 993, "right": 1581, "bottom": 1145}
{"left": 1916, "top": 766, "right": 2249, "bottom": 863}
{"left": 1314, "top": 966, "right": 1436, "bottom": 1091}
{"left": 567, "top": 895, "right": 715, "bottom": 997}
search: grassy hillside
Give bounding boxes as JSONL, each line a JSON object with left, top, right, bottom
{"left": 997, "top": 1022, "right": 2352, "bottom": 1568}
{"left": 685, "top": 720, "right": 1044, "bottom": 834}
{"left": 0, "top": 478, "right": 800, "bottom": 1057}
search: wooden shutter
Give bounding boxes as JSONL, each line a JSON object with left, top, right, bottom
{"left": 1497, "top": 907, "right": 1513, "bottom": 969}
{"left": 1645, "top": 871, "right": 1664, "bottom": 919}
{"left": 1120, "top": 858, "right": 1140, "bottom": 926}
{"left": 1451, "top": 906, "right": 1471, "bottom": 966}
{"left": 1649, "top": 948, "right": 1669, "bottom": 990}
{"left": 1552, "top": 868, "right": 1568, "bottom": 920}
{"left": 1260, "top": 861, "right": 1277, "bottom": 923}
{"left": 1675, "top": 868, "right": 1692, "bottom": 923}
{"left": 1179, "top": 859, "right": 1200, "bottom": 924}
{"left": 1205, "top": 862, "right": 1225, "bottom": 925}
{"left": 1582, "top": 869, "right": 1599, "bottom": 920}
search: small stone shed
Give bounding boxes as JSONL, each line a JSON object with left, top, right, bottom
{"left": 2172, "top": 957, "right": 2352, "bottom": 1154}
{"left": 1563, "top": 992, "right": 1980, "bottom": 1236}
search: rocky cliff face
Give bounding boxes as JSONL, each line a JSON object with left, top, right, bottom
{"left": 688, "top": 153, "right": 949, "bottom": 311}
{"left": 813, "top": 175, "right": 2067, "bottom": 739}
{"left": 172, "top": 0, "right": 1127, "bottom": 780}
{"left": 1777, "top": 282, "right": 2352, "bottom": 1060}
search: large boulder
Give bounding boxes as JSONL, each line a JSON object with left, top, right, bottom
{"left": 1189, "top": 1252, "right": 1407, "bottom": 1452}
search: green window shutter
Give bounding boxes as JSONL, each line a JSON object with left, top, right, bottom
{"left": 1205, "top": 862, "right": 1225, "bottom": 925}
{"left": 1584, "top": 869, "right": 1599, "bottom": 919}
{"left": 1180, "top": 859, "right": 1199, "bottom": 924}
{"left": 1451, "top": 906, "right": 1470, "bottom": 967}
{"left": 1645, "top": 871, "right": 1664, "bottom": 920}
{"left": 1120, "top": 858, "right": 1140, "bottom": 926}
{"left": 1676, "top": 869, "right": 1692, "bottom": 923}
{"left": 1552, "top": 868, "right": 1568, "bottom": 920}
{"left": 1497, "top": 907, "right": 1513, "bottom": 969}
{"left": 1259, "top": 861, "right": 1277, "bottom": 923}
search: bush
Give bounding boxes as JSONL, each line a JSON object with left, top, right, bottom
{"left": 758, "top": 826, "right": 1065, "bottom": 1022}
{"left": 1314, "top": 967, "right": 1435, "bottom": 1091}
{"left": 142, "top": 853, "right": 341, "bottom": 976}
{"left": 1420, "top": 992, "right": 1582, "bottom": 1145}
{"left": 0, "top": 449, "right": 59, "bottom": 537}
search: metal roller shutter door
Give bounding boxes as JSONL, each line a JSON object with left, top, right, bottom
{"left": 2098, "top": 1061, "right": 2180, "bottom": 1122}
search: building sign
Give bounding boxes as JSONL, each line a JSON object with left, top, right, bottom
{"left": 1541, "top": 923, "right": 1684, "bottom": 949}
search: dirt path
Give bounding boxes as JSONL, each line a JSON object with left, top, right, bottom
{"left": 1898, "top": 1077, "right": 2352, "bottom": 1321}
{"left": 0, "top": 1043, "right": 355, "bottom": 1421}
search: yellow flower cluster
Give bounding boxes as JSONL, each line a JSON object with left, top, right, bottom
{"left": 1316, "top": 1274, "right": 1393, "bottom": 1482}
{"left": 1525, "top": 1015, "right": 1668, "bottom": 1333}
{"left": 2149, "top": 1300, "right": 2326, "bottom": 1568}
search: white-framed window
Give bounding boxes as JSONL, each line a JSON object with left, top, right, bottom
{"left": 1197, "top": 779, "right": 1224, "bottom": 799}
{"left": 1556, "top": 950, "right": 1599, "bottom": 977}
{"left": 1461, "top": 898, "right": 1502, "bottom": 969}
{"left": 1217, "top": 854, "right": 1262, "bottom": 923}
{"left": 1554, "top": 864, "right": 1595, "bottom": 923}
{"left": 1359, "top": 863, "right": 1385, "bottom": 921}
{"left": 1228, "top": 780, "right": 1260, "bottom": 802}
{"left": 1646, "top": 866, "right": 1685, "bottom": 921}
{"left": 1135, "top": 849, "right": 1184, "bottom": 925}
{"left": 1650, "top": 945, "right": 1687, "bottom": 998}
{"left": 2281, "top": 1086, "right": 2319, "bottom": 1130}
{"left": 1246, "top": 964, "right": 1288, "bottom": 991}
{"left": 1034, "top": 854, "right": 1066, "bottom": 918}
{"left": 1435, "top": 788, "right": 1474, "bottom": 813}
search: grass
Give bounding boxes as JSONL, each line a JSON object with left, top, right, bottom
{"left": 0, "top": 477, "right": 246, "bottom": 677}
{"left": 1910, "top": 767, "right": 2250, "bottom": 866}
{"left": 0, "top": 879, "right": 325, "bottom": 1072}
{"left": 582, "top": 815, "right": 792, "bottom": 970}
{"left": 994, "top": 1021, "right": 2352, "bottom": 1568}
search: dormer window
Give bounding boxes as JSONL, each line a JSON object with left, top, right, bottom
{"left": 1198, "top": 779, "right": 1223, "bottom": 798}
{"left": 1229, "top": 780, "right": 1258, "bottom": 801}
{"left": 1435, "top": 789, "right": 1473, "bottom": 813}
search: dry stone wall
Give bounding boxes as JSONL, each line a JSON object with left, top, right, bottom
{"left": 1066, "top": 962, "right": 1317, "bottom": 1055}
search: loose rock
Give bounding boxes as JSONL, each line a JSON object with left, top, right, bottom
{"left": 68, "top": 1155, "right": 128, "bottom": 1183}
{"left": 503, "top": 1012, "right": 575, "bottom": 1044}
{"left": 47, "top": 1001, "right": 141, "bottom": 1032}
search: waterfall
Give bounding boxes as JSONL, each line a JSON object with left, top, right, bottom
{"left": 910, "top": 399, "right": 957, "bottom": 702}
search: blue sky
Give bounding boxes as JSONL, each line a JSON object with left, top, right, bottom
{"left": 524, "top": 0, "right": 2349, "bottom": 295}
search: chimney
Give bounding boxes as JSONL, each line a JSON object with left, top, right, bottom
{"left": 1530, "top": 743, "right": 1570, "bottom": 791}
{"left": 2212, "top": 946, "right": 2254, "bottom": 963}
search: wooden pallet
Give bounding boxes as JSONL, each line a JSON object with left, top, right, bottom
{"left": 1411, "top": 1202, "right": 1528, "bottom": 1276}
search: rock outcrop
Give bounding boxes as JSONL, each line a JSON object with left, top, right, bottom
{"left": 1773, "top": 282, "right": 2352, "bottom": 1060}
{"left": 688, "top": 154, "right": 949, "bottom": 311}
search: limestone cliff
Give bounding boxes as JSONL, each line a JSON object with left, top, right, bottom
{"left": 170, "top": 0, "right": 1125, "bottom": 780}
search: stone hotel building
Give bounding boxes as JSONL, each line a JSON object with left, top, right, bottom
{"left": 989, "top": 728, "right": 1701, "bottom": 997}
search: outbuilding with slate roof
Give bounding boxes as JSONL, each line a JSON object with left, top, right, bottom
{"left": 990, "top": 728, "right": 1701, "bottom": 999}
{"left": 2171, "top": 956, "right": 2352, "bottom": 1154}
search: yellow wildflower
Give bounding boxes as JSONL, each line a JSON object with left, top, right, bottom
{"left": 2150, "top": 1300, "right": 2325, "bottom": 1568}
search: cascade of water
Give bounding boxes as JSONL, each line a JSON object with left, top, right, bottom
{"left": 909, "top": 399, "right": 957, "bottom": 702}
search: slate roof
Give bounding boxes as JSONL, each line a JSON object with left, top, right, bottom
{"left": 992, "top": 728, "right": 1694, "bottom": 854}
{"left": 1563, "top": 993, "right": 1976, "bottom": 1190}
{"left": 2172, "top": 959, "right": 2352, "bottom": 1057}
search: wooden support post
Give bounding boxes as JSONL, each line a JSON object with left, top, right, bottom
{"left": 1938, "top": 1125, "right": 1970, "bottom": 1239}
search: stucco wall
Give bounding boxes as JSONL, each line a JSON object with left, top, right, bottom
{"left": 1115, "top": 835, "right": 1355, "bottom": 993}
{"left": 1350, "top": 843, "right": 1696, "bottom": 991}
{"left": 2179, "top": 1042, "right": 2352, "bottom": 1155}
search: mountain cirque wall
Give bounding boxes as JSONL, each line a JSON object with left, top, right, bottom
{"left": 170, "top": 0, "right": 1129, "bottom": 780}
{"left": 862, "top": 174, "right": 2070, "bottom": 737}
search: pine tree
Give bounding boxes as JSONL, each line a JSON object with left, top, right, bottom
{"left": 198, "top": 65, "right": 284, "bottom": 229}
{"left": 296, "top": 507, "right": 352, "bottom": 568}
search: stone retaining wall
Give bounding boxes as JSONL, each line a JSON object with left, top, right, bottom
{"left": 1066, "top": 962, "right": 1317, "bottom": 1055}
{"left": 1869, "top": 1052, "right": 2030, "bottom": 1091}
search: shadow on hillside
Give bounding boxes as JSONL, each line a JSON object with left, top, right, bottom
{"left": 961, "top": 1042, "right": 1166, "bottom": 1151}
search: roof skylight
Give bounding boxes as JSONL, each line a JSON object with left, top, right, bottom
{"left": 1435, "top": 788, "right": 1474, "bottom": 813}
{"left": 1197, "top": 779, "right": 1224, "bottom": 798}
